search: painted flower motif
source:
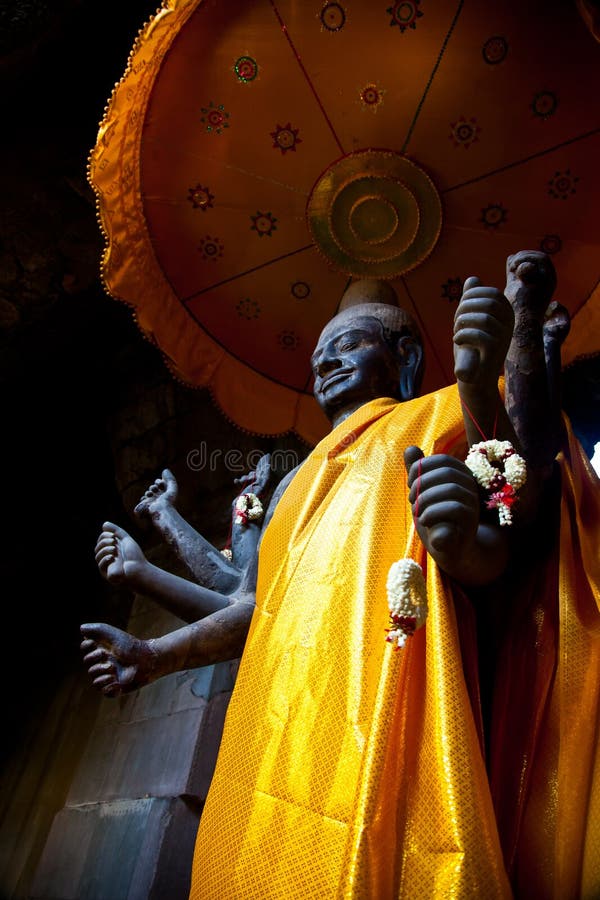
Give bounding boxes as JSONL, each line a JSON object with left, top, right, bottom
{"left": 480, "top": 203, "right": 508, "bottom": 230}
{"left": 236, "top": 298, "right": 261, "bottom": 320}
{"left": 441, "top": 277, "right": 463, "bottom": 303}
{"left": 360, "top": 83, "right": 385, "bottom": 111}
{"left": 198, "top": 236, "right": 224, "bottom": 262}
{"left": 319, "top": 2, "right": 346, "bottom": 32}
{"left": 250, "top": 211, "right": 277, "bottom": 237}
{"left": 278, "top": 329, "right": 300, "bottom": 351}
{"left": 187, "top": 184, "right": 214, "bottom": 210}
{"left": 449, "top": 116, "right": 481, "bottom": 149}
{"left": 200, "top": 101, "right": 230, "bottom": 134}
{"left": 387, "top": 1, "right": 423, "bottom": 32}
{"left": 270, "top": 123, "right": 302, "bottom": 154}
{"left": 548, "top": 169, "right": 579, "bottom": 200}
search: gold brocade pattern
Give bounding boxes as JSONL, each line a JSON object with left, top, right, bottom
{"left": 189, "top": 387, "right": 511, "bottom": 899}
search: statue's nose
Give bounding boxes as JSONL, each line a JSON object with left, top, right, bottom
{"left": 315, "top": 349, "right": 342, "bottom": 377}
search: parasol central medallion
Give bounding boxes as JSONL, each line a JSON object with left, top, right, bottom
{"left": 307, "top": 149, "right": 442, "bottom": 279}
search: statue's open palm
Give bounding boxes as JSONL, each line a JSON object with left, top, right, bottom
{"left": 95, "top": 521, "right": 146, "bottom": 585}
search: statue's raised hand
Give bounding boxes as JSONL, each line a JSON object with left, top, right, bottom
{"left": 404, "top": 446, "right": 479, "bottom": 560}
{"left": 80, "top": 623, "right": 157, "bottom": 697}
{"left": 134, "top": 468, "right": 179, "bottom": 520}
{"left": 95, "top": 521, "right": 146, "bottom": 586}
{"left": 453, "top": 276, "right": 514, "bottom": 386}
{"left": 505, "top": 250, "right": 557, "bottom": 320}
{"left": 233, "top": 452, "right": 272, "bottom": 496}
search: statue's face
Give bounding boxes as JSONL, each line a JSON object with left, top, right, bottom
{"left": 311, "top": 315, "right": 401, "bottom": 424}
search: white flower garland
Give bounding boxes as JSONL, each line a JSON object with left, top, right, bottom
{"left": 234, "top": 492, "right": 264, "bottom": 526}
{"left": 465, "top": 439, "right": 527, "bottom": 526}
{"left": 386, "top": 558, "right": 428, "bottom": 650}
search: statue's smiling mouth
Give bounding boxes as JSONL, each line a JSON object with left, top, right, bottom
{"left": 319, "top": 369, "right": 353, "bottom": 392}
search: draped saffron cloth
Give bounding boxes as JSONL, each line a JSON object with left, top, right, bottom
{"left": 188, "top": 391, "right": 600, "bottom": 898}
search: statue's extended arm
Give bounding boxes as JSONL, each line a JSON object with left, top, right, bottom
{"left": 83, "top": 465, "right": 298, "bottom": 697}
{"left": 80, "top": 595, "right": 255, "bottom": 697}
{"left": 134, "top": 469, "right": 242, "bottom": 594}
{"left": 95, "top": 522, "right": 231, "bottom": 622}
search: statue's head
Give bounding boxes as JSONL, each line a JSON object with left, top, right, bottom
{"left": 311, "top": 279, "right": 424, "bottom": 426}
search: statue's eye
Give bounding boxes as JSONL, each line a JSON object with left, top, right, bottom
{"left": 339, "top": 340, "right": 358, "bottom": 352}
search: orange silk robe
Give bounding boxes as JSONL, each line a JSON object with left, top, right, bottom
{"left": 189, "top": 392, "right": 600, "bottom": 898}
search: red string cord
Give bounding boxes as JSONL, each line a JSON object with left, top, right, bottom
{"left": 460, "top": 397, "right": 500, "bottom": 441}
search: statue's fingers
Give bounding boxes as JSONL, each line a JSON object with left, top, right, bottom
{"left": 101, "top": 521, "right": 129, "bottom": 540}
{"left": 95, "top": 551, "right": 116, "bottom": 574}
{"left": 410, "top": 482, "right": 477, "bottom": 512}
{"left": 417, "top": 497, "right": 477, "bottom": 529}
{"left": 82, "top": 647, "right": 106, "bottom": 665}
{"left": 88, "top": 661, "right": 114, "bottom": 678}
{"left": 429, "top": 523, "right": 461, "bottom": 554}
{"left": 461, "top": 275, "right": 480, "bottom": 295}
{"left": 95, "top": 532, "right": 116, "bottom": 551}
{"left": 91, "top": 673, "right": 119, "bottom": 694}
{"left": 81, "top": 622, "right": 114, "bottom": 643}
{"left": 404, "top": 446, "right": 424, "bottom": 484}
{"left": 95, "top": 537, "right": 116, "bottom": 558}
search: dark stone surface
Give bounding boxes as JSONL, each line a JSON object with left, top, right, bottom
{"left": 30, "top": 796, "right": 198, "bottom": 900}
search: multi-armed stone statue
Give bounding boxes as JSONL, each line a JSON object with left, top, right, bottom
{"left": 81, "top": 252, "right": 600, "bottom": 899}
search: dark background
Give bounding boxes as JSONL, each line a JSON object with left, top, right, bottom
{"left": 0, "top": 0, "right": 171, "bottom": 755}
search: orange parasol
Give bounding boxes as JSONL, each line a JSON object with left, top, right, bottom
{"left": 89, "top": 0, "right": 600, "bottom": 444}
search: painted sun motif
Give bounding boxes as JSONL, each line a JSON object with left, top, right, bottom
{"left": 187, "top": 184, "right": 215, "bottom": 210}
{"left": 441, "top": 277, "right": 463, "bottom": 303}
{"left": 270, "top": 123, "right": 302, "bottom": 154}
{"left": 198, "top": 236, "right": 224, "bottom": 262}
{"left": 360, "top": 83, "right": 385, "bottom": 112}
{"left": 387, "top": 1, "right": 423, "bottom": 32}
{"left": 480, "top": 203, "right": 508, "bottom": 229}
{"left": 200, "top": 101, "right": 230, "bottom": 134}
{"left": 250, "top": 211, "right": 278, "bottom": 237}
{"left": 449, "top": 116, "right": 481, "bottom": 149}
{"left": 548, "top": 169, "right": 579, "bottom": 200}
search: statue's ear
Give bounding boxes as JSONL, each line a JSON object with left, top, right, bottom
{"left": 396, "top": 335, "right": 424, "bottom": 401}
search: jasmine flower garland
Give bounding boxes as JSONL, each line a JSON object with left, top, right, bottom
{"left": 465, "top": 439, "right": 527, "bottom": 526}
{"left": 386, "top": 558, "right": 428, "bottom": 650}
{"left": 234, "top": 492, "right": 264, "bottom": 526}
